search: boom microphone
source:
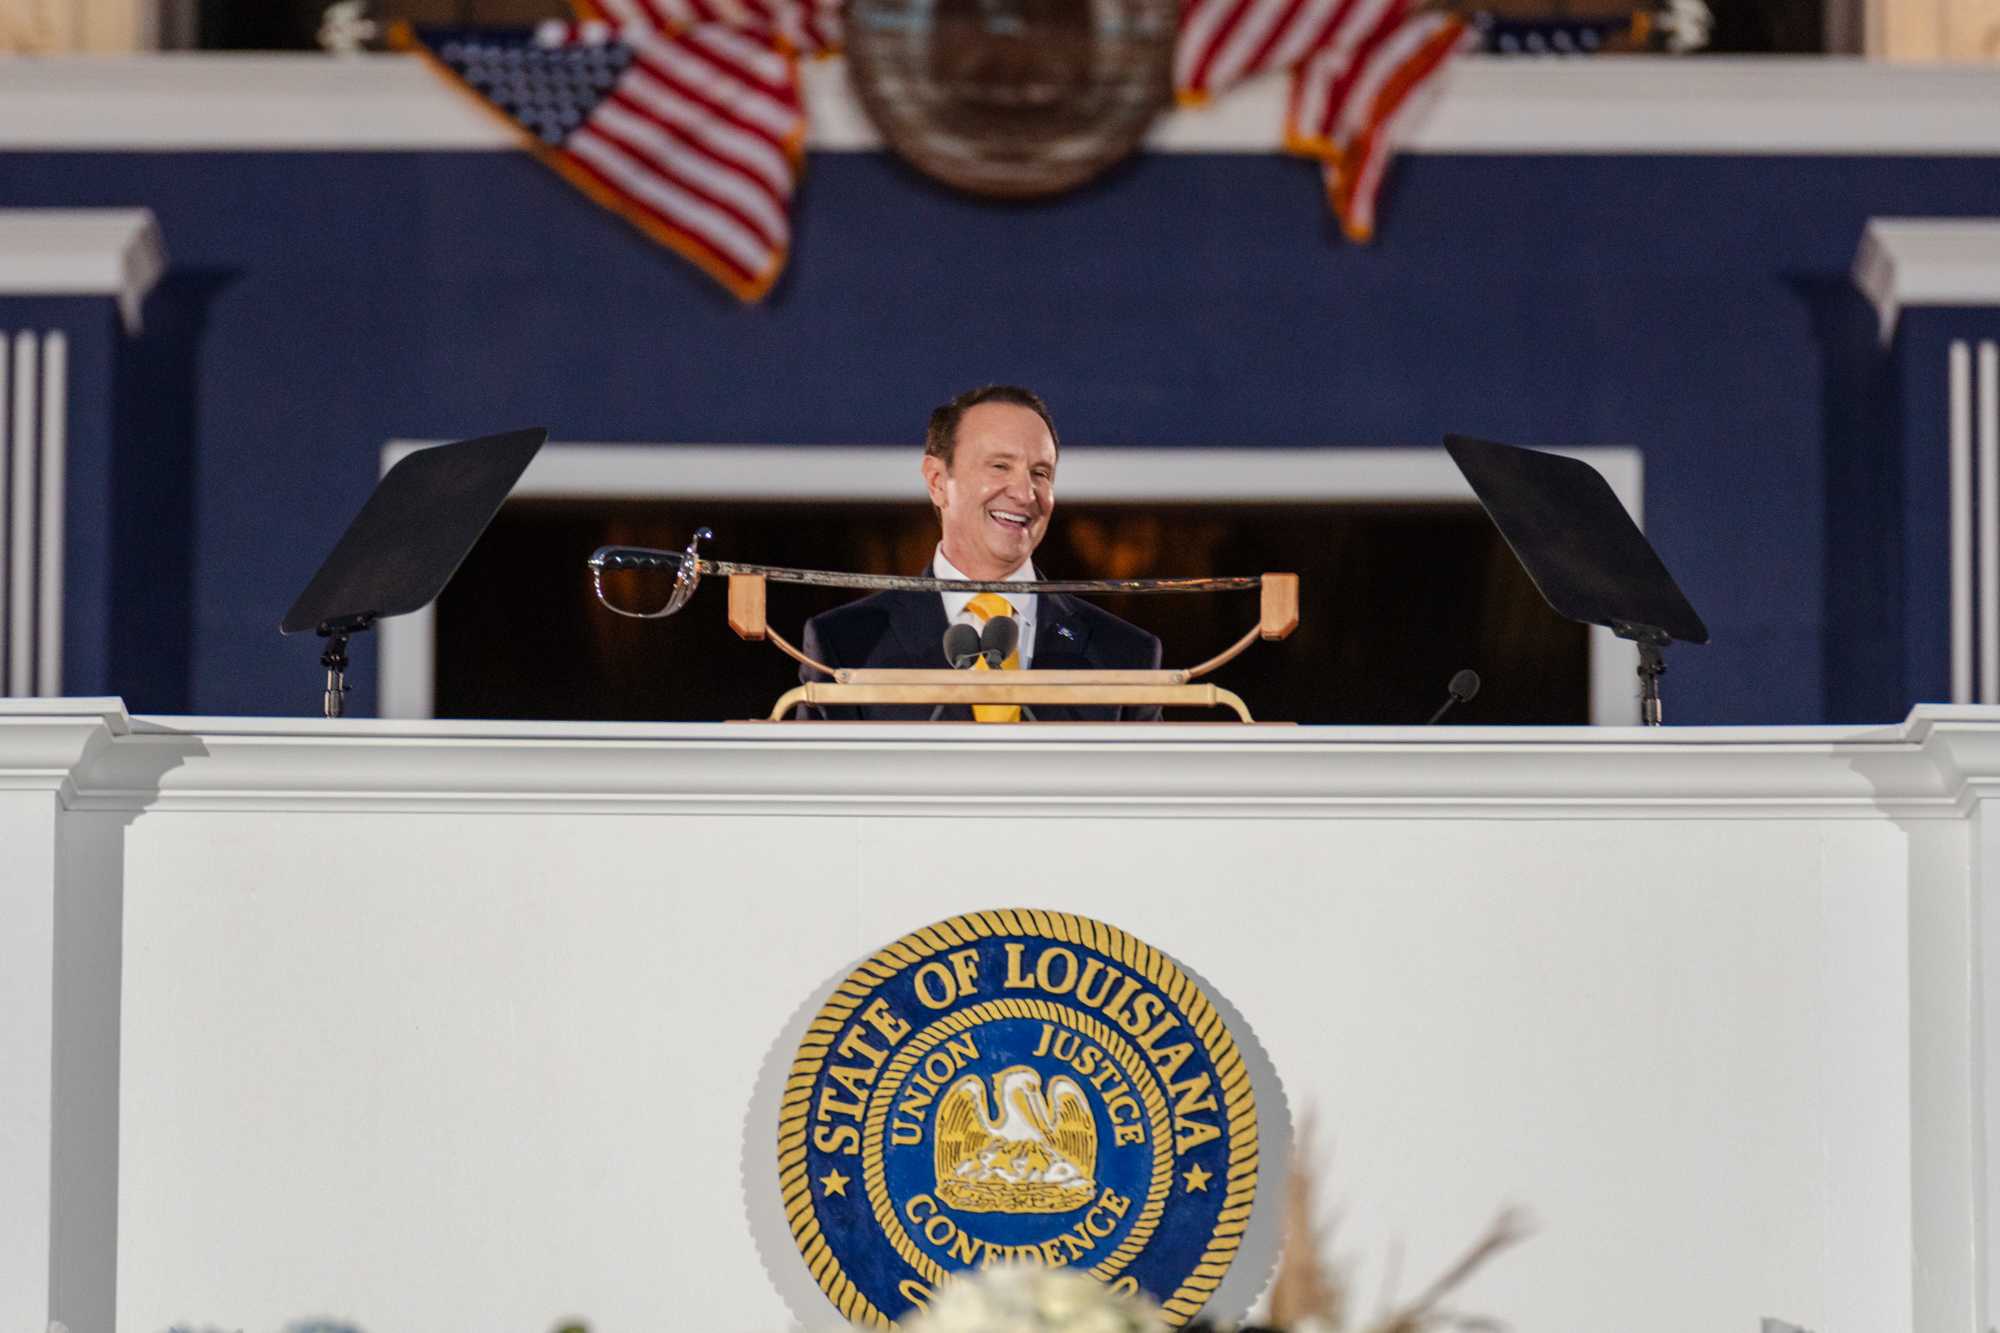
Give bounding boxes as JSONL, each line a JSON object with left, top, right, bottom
{"left": 979, "top": 615, "right": 1020, "bottom": 668}
{"left": 1425, "top": 668, "right": 1481, "bottom": 724}
{"left": 942, "top": 623, "right": 983, "bottom": 669}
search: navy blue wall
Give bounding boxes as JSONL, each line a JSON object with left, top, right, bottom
{"left": 4, "top": 147, "right": 1997, "bottom": 721}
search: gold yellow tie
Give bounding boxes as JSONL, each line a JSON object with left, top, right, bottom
{"left": 964, "top": 592, "right": 1021, "bottom": 723}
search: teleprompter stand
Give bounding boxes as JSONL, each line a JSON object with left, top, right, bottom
{"left": 279, "top": 427, "right": 547, "bottom": 717}
{"left": 1445, "top": 435, "right": 1709, "bottom": 725}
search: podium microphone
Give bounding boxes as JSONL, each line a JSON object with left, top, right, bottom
{"left": 1425, "top": 669, "right": 1481, "bottom": 724}
{"left": 934, "top": 623, "right": 987, "bottom": 719}
{"left": 979, "top": 615, "right": 1020, "bottom": 668}
{"left": 935, "top": 619, "right": 1022, "bottom": 719}
{"left": 942, "top": 623, "right": 983, "bottom": 669}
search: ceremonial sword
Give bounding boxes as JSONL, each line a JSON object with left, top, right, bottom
{"left": 589, "top": 528, "right": 1266, "bottom": 620}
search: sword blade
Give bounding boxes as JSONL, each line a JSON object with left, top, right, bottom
{"left": 589, "top": 546, "right": 1261, "bottom": 594}
{"left": 706, "top": 559, "right": 1262, "bottom": 595}
{"left": 587, "top": 542, "right": 1266, "bottom": 623}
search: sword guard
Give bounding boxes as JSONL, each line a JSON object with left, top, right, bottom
{"left": 589, "top": 526, "right": 715, "bottom": 619}
{"left": 667, "top": 527, "right": 713, "bottom": 617}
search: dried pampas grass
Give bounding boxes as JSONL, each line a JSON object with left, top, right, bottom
{"left": 1264, "top": 1115, "right": 1531, "bottom": 1333}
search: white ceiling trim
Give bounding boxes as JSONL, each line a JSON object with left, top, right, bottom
{"left": 4, "top": 53, "right": 2000, "bottom": 155}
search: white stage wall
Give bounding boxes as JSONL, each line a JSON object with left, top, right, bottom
{"left": 3, "top": 701, "right": 1995, "bottom": 1333}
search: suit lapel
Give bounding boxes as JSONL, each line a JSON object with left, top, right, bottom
{"left": 878, "top": 565, "right": 963, "bottom": 719}
{"left": 1030, "top": 593, "right": 1099, "bottom": 722}
{"left": 1033, "top": 593, "right": 1094, "bottom": 667}
{"left": 888, "top": 565, "right": 952, "bottom": 668}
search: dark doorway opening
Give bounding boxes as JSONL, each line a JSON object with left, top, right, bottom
{"left": 433, "top": 498, "right": 1588, "bottom": 724}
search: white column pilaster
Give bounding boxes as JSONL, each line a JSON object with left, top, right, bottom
{"left": 0, "top": 700, "right": 128, "bottom": 1333}
{"left": 1972, "top": 795, "right": 2000, "bottom": 1333}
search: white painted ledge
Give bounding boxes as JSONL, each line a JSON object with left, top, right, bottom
{"left": 7, "top": 697, "right": 2000, "bottom": 818}
{"left": 1856, "top": 218, "right": 2000, "bottom": 341}
{"left": 384, "top": 439, "right": 1641, "bottom": 504}
{"left": 0, "top": 209, "right": 165, "bottom": 334}
{"left": 5, "top": 53, "right": 2000, "bottom": 155}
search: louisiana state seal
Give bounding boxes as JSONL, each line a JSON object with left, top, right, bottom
{"left": 778, "top": 910, "right": 1258, "bottom": 1327}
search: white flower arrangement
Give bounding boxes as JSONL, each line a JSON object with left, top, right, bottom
{"left": 316, "top": 2, "right": 380, "bottom": 56}
{"left": 901, "top": 1266, "right": 1164, "bottom": 1333}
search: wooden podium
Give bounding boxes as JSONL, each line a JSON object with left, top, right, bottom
{"left": 731, "top": 572, "right": 1300, "bottom": 721}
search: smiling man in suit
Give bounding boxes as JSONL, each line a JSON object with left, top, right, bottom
{"left": 799, "top": 385, "right": 1163, "bottom": 721}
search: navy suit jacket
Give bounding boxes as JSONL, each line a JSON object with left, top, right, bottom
{"left": 797, "top": 576, "right": 1164, "bottom": 722}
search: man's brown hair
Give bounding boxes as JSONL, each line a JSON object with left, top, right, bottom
{"left": 923, "top": 385, "right": 1061, "bottom": 467}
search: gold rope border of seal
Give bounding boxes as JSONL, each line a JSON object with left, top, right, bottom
{"left": 859, "top": 998, "right": 1175, "bottom": 1289}
{"left": 775, "top": 908, "right": 1260, "bottom": 1328}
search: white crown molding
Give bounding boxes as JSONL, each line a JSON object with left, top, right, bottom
{"left": 4, "top": 53, "right": 2000, "bottom": 156}
{"left": 0, "top": 699, "right": 1995, "bottom": 819}
{"left": 0, "top": 209, "right": 165, "bottom": 334}
{"left": 1854, "top": 218, "right": 2000, "bottom": 341}
{"left": 0, "top": 697, "right": 130, "bottom": 800}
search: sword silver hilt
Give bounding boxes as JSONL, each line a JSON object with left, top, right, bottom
{"left": 590, "top": 526, "right": 712, "bottom": 619}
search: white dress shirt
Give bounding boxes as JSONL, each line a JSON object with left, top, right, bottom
{"left": 934, "top": 545, "right": 1037, "bottom": 668}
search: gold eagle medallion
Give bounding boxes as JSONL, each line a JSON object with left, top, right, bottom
{"left": 777, "top": 910, "right": 1260, "bottom": 1327}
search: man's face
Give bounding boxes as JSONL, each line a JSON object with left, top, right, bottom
{"left": 922, "top": 401, "right": 1057, "bottom": 579}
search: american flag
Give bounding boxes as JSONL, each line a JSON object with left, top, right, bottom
{"left": 1176, "top": 0, "right": 1468, "bottom": 242}
{"left": 1294, "top": 6, "right": 1469, "bottom": 241}
{"left": 401, "top": 16, "right": 811, "bottom": 301}
{"left": 579, "top": 0, "right": 843, "bottom": 56}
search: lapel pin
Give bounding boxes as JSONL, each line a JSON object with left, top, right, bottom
{"left": 1057, "top": 624, "right": 1076, "bottom": 641}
